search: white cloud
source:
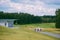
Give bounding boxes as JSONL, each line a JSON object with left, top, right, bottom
{"left": 0, "top": 0, "right": 58, "bottom": 16}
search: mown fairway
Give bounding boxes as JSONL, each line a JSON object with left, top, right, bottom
{"left": 0, "top": 23, "right": 60, "bottom": 40}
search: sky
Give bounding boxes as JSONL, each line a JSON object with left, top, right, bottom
{"left": 0, "top": 0, "right": 60, "bottom": 16}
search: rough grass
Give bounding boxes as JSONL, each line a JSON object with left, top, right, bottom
{"left": 0, "top": 23, "right": 60, "bottom": 40}
{"left": 0, "top": 26, "right": 15, "bottom": 35}
{"left": 43, "top": 28, "right": 60, "bottom": 34}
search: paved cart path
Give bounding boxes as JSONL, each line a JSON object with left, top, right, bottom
{"left": 40, "top": 32, "right": 60, "bottom": 38}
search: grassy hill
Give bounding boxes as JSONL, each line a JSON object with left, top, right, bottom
{"left": 0, "top": 23, "right": 60, "bottom": 40}
{"left": 0, "top": 26, "right": 14, "bottom": 35}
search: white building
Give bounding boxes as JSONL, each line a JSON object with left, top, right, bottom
{"left": 0, "top": 19, "right": 16, "bottom": 27}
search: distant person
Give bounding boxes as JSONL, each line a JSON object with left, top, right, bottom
{"left": 35, "top": 28, "right": 42, "bottom": 32}
{"left": 5, "top": 22, "right": 6, "bottom": 26}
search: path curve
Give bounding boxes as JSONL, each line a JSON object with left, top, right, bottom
{"left": 40, "top": 32, "right": 60, "bottom": 38}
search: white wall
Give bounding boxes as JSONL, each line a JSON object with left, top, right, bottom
{"left": 0, "top": 22, "right": 5, "bottom": 26}
{"left": 0, "top": 19, "right": 15, "bottom": 27}
{"left": 0, "top": 21, "right": 14, "bottom": 27}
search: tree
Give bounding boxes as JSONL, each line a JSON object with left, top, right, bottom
{"left": 41, "top": 15, "right": 56, "bottom": 23}
{"left": 56, "top": 9, "right": 60, "bottom": 28}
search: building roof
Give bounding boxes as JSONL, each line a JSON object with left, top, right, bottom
{"left": 0, "top": 19, "right": 16, "bottom": 22}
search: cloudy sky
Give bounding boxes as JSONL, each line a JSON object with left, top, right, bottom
{"left": 0, "top": 0, "right": 60, "bottom": 16}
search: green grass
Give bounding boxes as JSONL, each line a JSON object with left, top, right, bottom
{"left": 14, "top": 23, "right": 55, "bottom": 28}
{"left": 0, "top": 23, "right": 60, "bottom": 40}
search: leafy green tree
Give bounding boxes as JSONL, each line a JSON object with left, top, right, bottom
{"left": 56, "top": 9, "right": 60, "bottom": 28}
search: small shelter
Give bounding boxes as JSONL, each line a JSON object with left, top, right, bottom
{"left": 0, "top": 19, "right": 16, "bottom": 27}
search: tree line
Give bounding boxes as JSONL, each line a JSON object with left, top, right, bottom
{"left": 0, "top": 11, "right": 56, "bottom": 24}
